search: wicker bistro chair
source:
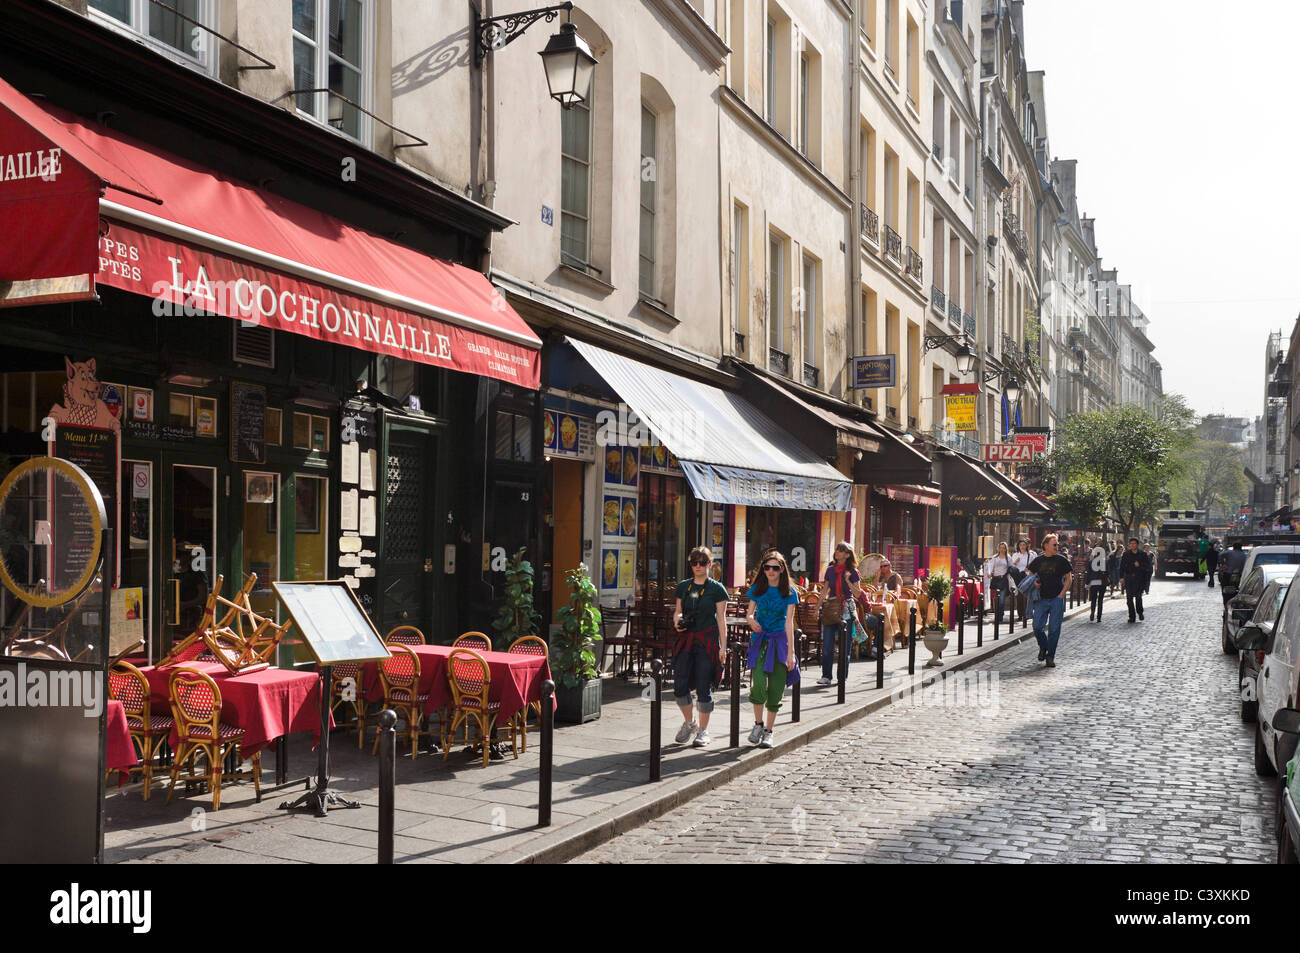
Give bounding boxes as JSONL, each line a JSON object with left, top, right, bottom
{"left": 385, "top": 625, "right": 426, "bottom": 646}
{"left": 793, "top": 599, "right": 823, "bottom": 668}
{"left": 107, "top": 660, "right": 173, "bottom": 800}
{"left": 453, "top": 631, "right": 493, "bottom": 652}
{"left": 445, "top": 648, "right": 518, "bottom": 767}
{"left": 165, "top": 668, "right": 259, "bottom": 811}
{"left": 372, "top": 644, "right": 429, "bottom": 760}
{"left": 598, "top": 606, "right": 632, "bottom": 679}
{"left": 330, "top": 661, "right": 369, "bottom": 749}
{"left": 506, "top": 635, "right": 548, "bottom": 751}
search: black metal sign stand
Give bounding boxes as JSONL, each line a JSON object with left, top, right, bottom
{"left": 279, "top": 664, "right": 360, "bottom": 817}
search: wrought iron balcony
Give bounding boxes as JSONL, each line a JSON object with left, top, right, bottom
{"left": 932, "top": 425, "right": 980, "bottom": 458}
{"left": 931, "top": 285, "right": 946, "bottom": 313}
{"left": 948, "top": 301, "right": 962, "bottom": 326}
{"left": 803, "top": 363, "right": 820, "bottom": 388}
{"left": 861, "top": 204, "right": 879, "bottom": 246}
{"left": 1001, "top": 332, "right": 1019, "bottom": 362}
{"left": 884, "top": 225, "right": 902, "bottom": 264}
{"left": 962, "top": 312, "right": 975, "bottom": 338}
{"left": 769, "top": 347, "right": 790, "bottom": 376}
{"left": 904, "top": 246, "right": 923, "bottom": 284}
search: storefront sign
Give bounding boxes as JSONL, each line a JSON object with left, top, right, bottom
{"left": 944, "top": 491, "right": 1017, "bottom": 519}
{"left": 543, "top": 410, "right": 595, "bottom": 462}
{"left": 1013, "top": 432, "right": 1048, "bottom": 453}
{"left": 981, "top": 442, "right": 1033, "bottom": 462}
{"left": 886, "top": 543, "right": 918, "bottom": 584}
{"left": 851, "top": 355, "right": 897, "bottom": 390}
{"left": 678, "top": 462, "right": 852, "bottom": 512}
{"left": 230, "top": 381, "right": 267, "bottom": 464}
{"left": 943, "top": 394, "right": 978, "bottom": 432}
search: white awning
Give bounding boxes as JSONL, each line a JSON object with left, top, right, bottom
{"left": 569, "top": 340, "right": 851, "bottom": 511}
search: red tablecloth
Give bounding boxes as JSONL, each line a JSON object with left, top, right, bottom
{"left": 138, "top": 662, "right": 326, "bottom": 755}
{"left": 361, "top": 645, "right": 550, "bottom": 721}
{"left": 105, "top": 700, "right": 139, "bottom": 782}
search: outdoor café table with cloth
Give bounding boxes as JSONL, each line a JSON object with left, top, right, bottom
{"left": 360, "top": 644, "right": 550, "bottom": 721}
{"left": 138, "top": 662, "right": 327, "bottom": 754}
{"left": 106, "top": 699, "right": 139, "bottom": 781}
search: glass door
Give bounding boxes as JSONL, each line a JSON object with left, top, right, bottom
{"left": 164, "top": 463, "right": 217, "bottom": 653}
{"left": 239, "top": 471, "right": 279, "bottom": 619}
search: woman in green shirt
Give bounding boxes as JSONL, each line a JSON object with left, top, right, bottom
{"left": 671, "top": 546, "right": 731, "bottom": 747}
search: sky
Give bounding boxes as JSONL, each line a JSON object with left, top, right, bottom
{"left": 1020, "top": 0, "right": 1300, "bottom": 422}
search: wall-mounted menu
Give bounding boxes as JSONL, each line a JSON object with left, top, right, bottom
{"left": 230, "top": 381, "right": 267, "bottom": 464}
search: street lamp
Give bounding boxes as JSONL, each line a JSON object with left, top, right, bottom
{"left": 1004, "top": 376, "right": 1022, "bottom": 408}
{"left": 476, "top": 3, "right": 597, "bottom": 108}
{"left": 954, "top": 341, "right": 976, "bottom": 376}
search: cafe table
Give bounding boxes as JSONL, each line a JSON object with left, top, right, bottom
{"left": 864, "top": 599, "right": 899, "bottom": 650}
{"left": 360, "top": 644, "right": 550, "bottom": 723}
{"left": 105, "top": 699, "right": 139, "bottom": 784}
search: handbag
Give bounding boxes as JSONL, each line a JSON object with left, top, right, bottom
{"left": 819, "top": 597, "right": 843, "bottom": 626}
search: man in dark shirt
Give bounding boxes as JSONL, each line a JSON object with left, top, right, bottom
{"left": 1028, "top": 534, "right": 1073, "bottom": 668}
{"left": 1119, "top": 537, "right": 1151, "bottom": 622}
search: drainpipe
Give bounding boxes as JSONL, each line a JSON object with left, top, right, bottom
{"left": 848, "top": 4, "right": 862, "bottom": 406}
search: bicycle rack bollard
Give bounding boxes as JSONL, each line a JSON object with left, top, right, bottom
{"left": 993, "top": 603, "right": 1000, "bottom": 641}
{"left": 977, "top": 601, "right": 984, "bottom": 648}
{"left": 649, "top": 658, "right": 662, "bottom": 782}
{"left": 875, "top": 622, "right": 885, "bottom": 689}
{"left": 729, "top": 632, "right": 741, "bottom": 748}
{"left": 791, "top": 633, "right": 802, "bottom": 723}
{"left": 957, "top": 597, "right": 965, "bottom": 655}
{"left": 837, "top": 619, "right": 849, "bottom": 704}
{"left": 908, "top": 605, "right": 917, "bottom": 675}
{"left": 378, "top": 709, "right": 396, "bottom": 865}
{"left": 538, "top": 680, "right": 554, "bottom": 828}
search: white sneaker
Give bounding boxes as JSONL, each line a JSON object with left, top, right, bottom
{"left": 759, "top": 730, "right": 775, "bottom": 749}
{"left": 816, "top": 676, "right": 833, "bottom": 686}
{"left": 674, "top": 721, "right": 697, "bottom": 744}
{"left": 747, "top": 722, "right": 765, "bottom": 745}
{"left": 692, "top": 729, "right": 711, "bottom": 747}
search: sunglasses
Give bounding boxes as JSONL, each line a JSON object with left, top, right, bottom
{"left": 689, "top": 558, "right": 710, "bottom": 567}
{"left": 762, "top": 564, "right": 782, "bottom": 572}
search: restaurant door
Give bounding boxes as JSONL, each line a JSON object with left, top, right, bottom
{"left": 378, "top": 421, "right": 440, "bottom": 638}
{"left": 636, "top": 474, "right": 689, "bottom": 610}
{"left": 161, "top": 457, "right": 220, "bottom": 657}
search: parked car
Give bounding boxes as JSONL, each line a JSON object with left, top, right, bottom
{"left": 1274, "top": 708, "right": 1300, "bottom": 864}
{"left": 1223, "top": 564, "right": 1295, "bottom": 655}
{"left": 1252, "top": 581, "right": 1300, "bottom": 776}
{"left": 1232, "top": 576, "right": 1291, "bottom": 721}
{"left": 1221, "top": 544, "right": 1300, "bottom": 628}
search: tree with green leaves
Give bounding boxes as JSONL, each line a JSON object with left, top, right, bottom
{"left": 1045, "top": 398, "right": 1190, "bottom": 538}
{"left": 1172, "top": 440, "right": 1249, "bottom": 518}
{"left": 1052, "top": 476, "right": 1110, "bottom": 530}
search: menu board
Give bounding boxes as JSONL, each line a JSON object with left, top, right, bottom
{"left": 53, "top": 425, "right": 118, "bottom": 587}
{"left": 640, "top": 442, "right": 681, "bottom": 475}
{"left": 272, "top": 580, "right": 390, "bottom": 664}
{"left": 599, "top": 443, "right": 638, "bottom": 601}
{"left": 230, "top": 381, "right": 267, "bottom": 464}
{"left": 543, "top": 410, "right": 595, "bottom": 462}
{"left": 337, "top": 400, "right": 380, "bottom": 616}
{"left": 886, "top": 544, "right": 918, "bottom": 584}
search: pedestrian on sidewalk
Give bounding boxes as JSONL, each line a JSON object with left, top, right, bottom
{"left": 817, "top": 542, "right": 866, "bottom": 686}
{"left": 984, "top": 541, "right": 1012, "bottom": 627}
{"left": 1220, "top": 540, "right": 1248, "bottom": 603}
{"left": 1011, "top": 538, "right": 1035, "bottom": 625}
{"left": 1119, "top": 538, "right": 1150, "bottom": 622}
{"left": 671, "top": 546, "right": 730, "bottom": 748}
{"left": 1028, "top": 534, "right": 1072, "bottom": 667}
{"left": 1141, "top": 542, "right": 1155, "bottom": 594}
{"left": 1107, "top": 541, "right": 1123, "bottom": 596}
{"left": 744, "top": 551, "right": 800, "bottom": 749}
{"left": 1206, "top": 539, "right": 1220, "bottom": 588}
{"left": 1086, "top": 538, "right": 1108, "bottom": 622}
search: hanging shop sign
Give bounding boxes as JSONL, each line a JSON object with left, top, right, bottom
{"left": 981, "top": 442, "right": 1033, "bottom": 463}
{"left": 850, "top": 354, "right": 897, "bottom": 390}
{"left": 943, "top": 394, "right": 978, "bottom": 432}
{"left": 1012, "top": 432, "right": 1048, "bottom": 453}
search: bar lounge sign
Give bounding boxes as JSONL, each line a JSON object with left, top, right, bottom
{"left": 945, "top": 491, "right": 1016, "bottom": 519}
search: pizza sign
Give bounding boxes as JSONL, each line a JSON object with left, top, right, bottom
{"left": 981, "top": 442, "right": 1033, "bottom": 462}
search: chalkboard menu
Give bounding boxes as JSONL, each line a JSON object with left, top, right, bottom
{"left": 53, "top": 425, "right": 118, "bottom": 586}
{"left": 230, "top": 381, "right": 267, "bottom": 464}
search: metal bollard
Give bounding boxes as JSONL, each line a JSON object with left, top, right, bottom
{"left": 938, "top": 600, "right": 944, "bottom": 631}
{"left": 538, "top": 680, "right": 554, "bottom": 828}
{"left": 791, "top": 633, "right": 802, "bottom": 723}
{"left": 993, "top": 603, "right": 1000, "bottom": 641}
{"left": 908, "top": 606, "right": 917, "bottom": 675}
{"left": 957, "top": 597, "right": 965, "bottom": 655}
{"left": 378, "top": 709, "right": 396, "bottom": 865}
{"left": 875, "top": 624, "right": 884, "bottom": 689}
{"left": 836, "top": 619, "right": 848, "bottom": 705}
{"left": 649, "top": 658, "right": 662, "bottom": 782}
{"left": 977, "top": 601, "right": 984, "bottom": 648}
{"left": 729, "top": 632, "right": 741, "bottom": 748}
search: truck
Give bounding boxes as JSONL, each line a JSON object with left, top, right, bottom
{"left": 1156, "top": 509, "right": 1207, "bottom": 579}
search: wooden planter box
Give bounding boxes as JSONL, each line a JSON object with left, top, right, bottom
{"left": 555, "top": 677, "right": 602, "bottom": 724}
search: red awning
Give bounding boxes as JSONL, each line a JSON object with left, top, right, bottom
{"left": 0, "top": 76, "right": 540, "bottom": 388}
{"left": 874, "top": 484, "right": 942, "bottom": 507}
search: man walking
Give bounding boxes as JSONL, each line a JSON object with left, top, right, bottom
{"left": 1086, "top": 538, "right": 1108, "bottom": 622}
{"left": 1220, "top": 540, "right": 1248, "bottom": 604}
{"left": 1028, "top": 534, "right": 1072, "bottom": 668}
{"left": 1120, "top": 538, "right": 1151, "bottom": 622}
{"left": 1206, "top": 539, "right": 1220, "bottom": 588}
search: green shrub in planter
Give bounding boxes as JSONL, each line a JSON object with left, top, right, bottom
{"left": 490, "top": 548, "right": 541, "bottom": 650}
{"left": 925, "top": 571, "right": 954, "bottom": 630}
{"left": 553, "top": 564, "right": 603, "bottom": 723}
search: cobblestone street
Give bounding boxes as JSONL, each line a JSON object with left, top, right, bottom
{"left": 574, "top": 579, "right": 1278, "bottom": 863}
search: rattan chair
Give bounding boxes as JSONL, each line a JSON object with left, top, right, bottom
{"left": 385, "top": 625, "right": 426, "bottom": 646}
{"left": 165, "top": 668, "right": 259, "bottom": 811}
{"left": 330, "top": 661, "right": 369, "bottom": 749}
{"left": 373, "top": 644, "right": 428, "bottom": 760}
{"left": 506, "top": 635, "right": 548, "bottom": 751}
{"left": 108, "top": 660, "right": 173, "bottom": 800}
{"left": 453, "top": 631, "right": 493, "bottom": 652}
{"left": 794, "top": 600, "right": 823, "bottom": 667}
{"left": 445, "top": 648, "right": 517, "bottom": 767}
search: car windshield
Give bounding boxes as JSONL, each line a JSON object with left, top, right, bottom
{"left": 1255, "top": 584, "right": 1290, "bottom": 625}
{"left": 1252, "top": 552, "right": 1300, "bottom": 565}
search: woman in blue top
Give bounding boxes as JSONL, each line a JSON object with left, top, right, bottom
{"left": 744, "top": 550, "right": 800, "bottom": 749}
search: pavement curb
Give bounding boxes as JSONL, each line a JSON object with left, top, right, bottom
{"left": 491, "top": 596, "right": 1098, "bottom": 864}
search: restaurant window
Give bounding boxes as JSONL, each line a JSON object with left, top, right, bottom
{"left": 293, "top": 0, "right": 369, "bottom": 142}
{"left": 292, "top": 411, "right": 330, "bottom": 452}
{"left": 241, "top": 472, "right": 279, "bottom": 619}
{"left": 636, "top": 474, "right": 687, "bottom": 609}
{"left": 746, "top": 508, "right": 817, "bottom": 584}
{"left": 869, "top": 503, "right": 882, "bottom": 553}
{"left": 375, "top": 355, "right": 417, "bottom": 404}
{"left": 289, "top": 473, "right": 329, "bottom": 663}
{"left": 494, "top": 410, "right": 534, "bottom": 463}
{"left": 89, "top": 0, "right": 217, "bottom": 73}
{"left": 120, "top": 458, "right": 152, "bottom": 657}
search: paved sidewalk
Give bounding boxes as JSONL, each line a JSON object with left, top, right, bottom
{"left": 105, "top": 599, "right": 1092, "bottom": 864}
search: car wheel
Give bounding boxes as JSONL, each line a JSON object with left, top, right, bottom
{"left": 1239, "top": 658, "right": 1257, "bottom": 722}
{"left": 1222, "top": 617, "right": 1237, "bottom": 655}
{"left": 1254, "top": 726, "right": 1277, "bottom": 777}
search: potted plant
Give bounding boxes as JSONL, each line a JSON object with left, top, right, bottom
{"left": 922, "top": 571, "right": 953, "bottom": 668}
{"left": 490, "top": 548, "right": 541, "bottom": 650}
{"left": 552, "top": 563, "right": 603, "bottom": 723}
